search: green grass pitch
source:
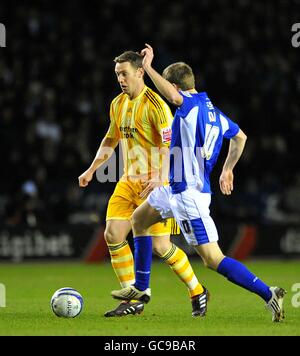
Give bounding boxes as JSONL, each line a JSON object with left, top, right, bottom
{"left": 0, "top": 260, "right": 299, "bottom": 336}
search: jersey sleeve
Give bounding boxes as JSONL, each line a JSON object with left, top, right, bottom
{"left": 151, "top": 101, "right": 173, "bottom": 147}
{"left": 216, "top": 108, "right": 240, "bottom": 139}
{"left": 105, "top": 102, "right": 120, "bottom": 139}
{"left": 178, "top": 91, "right": 195, "bottom": 117}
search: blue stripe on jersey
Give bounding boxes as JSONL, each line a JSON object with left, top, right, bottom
{"left": 194, "top": 120, "right": 206, "bottom": 191}
{"left": 190, "top": 218, "right": 209, "bottom": 244}
{"left": 170, "top": 111, "right": 186, "bottom": 193}
{"left": 169, "top": 91, "right": 240, "bottom": 195}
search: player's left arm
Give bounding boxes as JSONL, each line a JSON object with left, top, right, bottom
{"left": 141, "top": 44, "right": 183, "bottom": 106}
{"left": 219, "top": 129, "right": 247, "bottom": 195}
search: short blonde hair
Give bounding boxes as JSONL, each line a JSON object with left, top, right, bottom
{"left": 162, "top": 62, "right": 195, "bottom": 90}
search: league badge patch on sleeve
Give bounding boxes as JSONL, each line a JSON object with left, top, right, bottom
{"left": 162, "top": 127, "right": 172, "bottom": 143}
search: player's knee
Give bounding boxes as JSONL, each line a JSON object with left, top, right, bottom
{"left": 104, "top": 228, "right": 121, "bottom": 244}
{"left": 202, "top": 259, "right": 212, "bottom": 269}
{"left": 202, "top": 255, "right": 223, "bottom": 271}
{"left": 152, "top": 244, "right": 167, "bottom": 257}
{"left": 152, "top": 238, "right": 171, "bottom": 257}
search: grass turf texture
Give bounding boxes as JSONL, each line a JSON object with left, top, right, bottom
{"left": 0, "top": 260, "right": 299, "bottom": 336}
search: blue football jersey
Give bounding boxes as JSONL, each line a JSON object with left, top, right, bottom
{"left": 169, "top": 91, "right": 240, "bottom": 194}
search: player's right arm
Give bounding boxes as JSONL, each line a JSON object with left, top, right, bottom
{"left": 78, "top": 133, "right": 118, "bottom": 187}
{"left": 219, "top": 129, "right": 247, "bottom": 195}
{"left": 141, "top": 44, "right": 183, "bottom": 107}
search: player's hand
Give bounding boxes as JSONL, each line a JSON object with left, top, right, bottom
{"left": 78, "top": 169, "right": 94, "bottom": 188}
{"left": 219, "top": 169, "right": 234, "bottom": 195}
{"left": 141, "top": 43, "right": 154, "bottom": 69}
{"left": 139, "top": 179, "right": 162, "bottom": 199}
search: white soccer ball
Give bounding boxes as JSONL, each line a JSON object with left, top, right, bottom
{"left": 50, "top": 287, "right": 83, "bottom": 318}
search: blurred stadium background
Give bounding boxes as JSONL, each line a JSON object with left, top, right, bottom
{"left": 1, "top": 0, "right": 300, "bottom": 337}
{"left": 1, "top": 1, "right": 300, "bottom": 263}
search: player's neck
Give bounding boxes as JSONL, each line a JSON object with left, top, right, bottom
{"left": 129, "top": 82, "right": 145, "bottom": 100}
{"left": 179, "top": 88, "right": 197, "bottom": 94}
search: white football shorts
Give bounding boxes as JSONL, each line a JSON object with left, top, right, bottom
{"left": 148, "top": 185, "right": 219, "bottom": 246}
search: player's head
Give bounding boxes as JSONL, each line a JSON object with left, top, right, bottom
{"left": 162, "top": 62, "right": 195, "bottom": 91}
{"left": 114, "top": 51, "right": 144, "bottom": 98}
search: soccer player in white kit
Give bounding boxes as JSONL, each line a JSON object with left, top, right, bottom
{"left": 111, "top": 44, "right": 286, "bottom": 322}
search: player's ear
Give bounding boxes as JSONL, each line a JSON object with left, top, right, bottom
{"left": 137, "top": 67, "right": 144, "bottom": 78}
{"left": 172, "top": 83, "right": 180, "bottom": 91}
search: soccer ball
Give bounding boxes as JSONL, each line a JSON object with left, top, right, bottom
{"left": 50, "top": 287, "right": 83, "bottom": 318}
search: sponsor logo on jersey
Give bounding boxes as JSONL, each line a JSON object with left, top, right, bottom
{"left": 162, "top": 127, "right": 172, "bottom": 143}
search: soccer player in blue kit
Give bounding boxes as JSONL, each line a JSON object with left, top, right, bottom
{"left": 111, "top": 44, "right": 287, "bottom": 322}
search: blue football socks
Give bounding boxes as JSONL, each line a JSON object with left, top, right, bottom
{"left": 133, "top": 236, "right": 152, "bottom": 292}
{"left": 217, "top": 257, "right": 272, "bottom": 302}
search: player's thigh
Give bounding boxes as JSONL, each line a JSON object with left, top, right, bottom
{"left": 147, "top": 185, "right": 173, "bottom": 221}
{"left": 105, "top": 186, "right": 136, "bottom": 243}
{"left": 132, "top": 185, "right": 174, "bottom": 236}
{"left": 132, "top": 202, "right": 173, "bottom": 256}
{"left": 194, "top": 242, "right": 225, "bottom": 270}
{"left": 106, "top": 182, "right": 136, "bottom": 221}
{"left": 131, "top": 200, "right": 164, "bottom": 235}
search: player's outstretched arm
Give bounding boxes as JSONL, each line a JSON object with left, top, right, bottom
{"left": 78, "top": 135, "right": 118, "bottom": 188}
{"left": 219, "top": 129, "right": 247, "bottom": 195}
{"left": 141, "top": 44, "right": 183, "bottom": 106}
